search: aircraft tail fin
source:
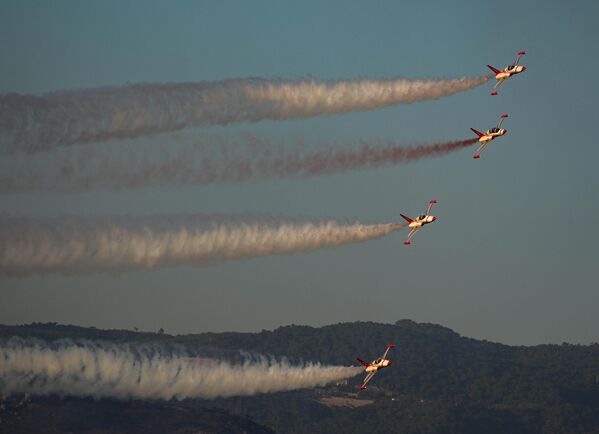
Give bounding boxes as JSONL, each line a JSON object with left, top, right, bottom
{"left": 400, "top": 214, "right": 414, "bottom": 223}
{"left": 470, "top": 128, "right": 484, "bottom": 138}
{"left": 487, "top": 65, "right": 501, "bottom": 74}
{"left": 356, "top": 357, "right": 370, "bottom": 368}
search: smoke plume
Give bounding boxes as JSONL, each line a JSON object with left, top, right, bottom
{"left": 0, "top": 137, "right": 477, "bottom": 193}
{"left": 0, "top": 338, "right": 361, "bottom": 400}
{"left": 0, "top": 215, "right": 404, "bottom": 276}
{"left": 0, "top": 75, "right": 490, "bottom": 153}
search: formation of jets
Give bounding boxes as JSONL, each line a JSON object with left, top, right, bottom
{"left": 468, "top": 51, "right": 525, "bottom": 159}
{"left": 354, "top": 52, "right": 526, "bottom": 391}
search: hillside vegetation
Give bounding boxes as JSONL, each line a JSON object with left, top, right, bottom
{"left": 1, "top": 321, "right": 598, "bottom": 433}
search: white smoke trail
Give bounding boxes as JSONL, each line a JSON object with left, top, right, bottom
{"left": 0, "top": 338, "right": 361, "bottom": 400}
{"left": 0, "top": 215, "right": 405, "bottom": 276}
{"left": 0, "top": 75, "right": 490, "bottom": 153}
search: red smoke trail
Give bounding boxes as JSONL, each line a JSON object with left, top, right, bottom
{"left": 265, "top": 138, "right": 478, "bottom": 177}
{"left": 0, "top": 138, "right": 477, "bottom": 193}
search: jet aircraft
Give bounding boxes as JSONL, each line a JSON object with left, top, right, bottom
{"left": 400, "top": 200, "right": 438, "bottom": 245}
{"left": 470, "top": 114, "right": 509, "bottom": 159}
{"left": 356, "top": 344, "right": 395, "bottom": 390}
{"left": 487, "top": 51, "right": 526, "bottom": 95}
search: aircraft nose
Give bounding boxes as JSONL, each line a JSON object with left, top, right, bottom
{"left": 521, "top": 66, "right": 526, "bottom": 71}
{"left": 431, "top": 216, "right": 437, "bottom": 222}
{"left": 503, "top": 129, "right": 507, "bottom": 134}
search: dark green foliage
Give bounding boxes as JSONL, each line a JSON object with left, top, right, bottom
{"left": 0, "top": 396, "right": 274, "bottom": 434}
{"left": 0, "top": 322, "right": 167, "bottom": 342}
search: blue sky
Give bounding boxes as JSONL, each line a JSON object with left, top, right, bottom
{"left": 1, "top": 0, "right": 598, "bottom": 344}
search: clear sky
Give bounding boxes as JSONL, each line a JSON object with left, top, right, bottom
{"left": 1, "top": 0, "right": 598, "bottom": 345}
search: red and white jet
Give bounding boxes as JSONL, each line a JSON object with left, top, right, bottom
{"left": 400, "top": 200, "right": 438, "bottom": 245}
{"left": 356, "top": 344, "right": 395, "bottom": 390}
{"left": 487, "top": 51, "right": 526, "bottom": 95}
{"left": 470, "top": 114, "right": 509, "bottom": 159}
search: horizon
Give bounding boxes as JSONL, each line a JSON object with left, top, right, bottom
{"left": 3, "top": 318, "right": 597, "bottom": 347}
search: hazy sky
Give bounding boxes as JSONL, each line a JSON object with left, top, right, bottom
{"left": 1, "top": 0, "right": 598, "bottom": 345}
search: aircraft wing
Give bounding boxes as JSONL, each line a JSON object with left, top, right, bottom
{"left": 425, "top": 200, "right": 437, "bottom": 216}
{"left": 491, "top": 79, "right": 506, "bottom": 95}
{"left": 496, "top": 113, "right": 509, "bottom": 128}
{"left": 360, "top": 371, "right": 377, "bottom": 389}
{"left": 404, "top": 227, "right": 419, "bottom": 245}
{"left": 473, "top": 142, "right": 488, "bottom": 159}
{"left": 514, "top": 51, "right": 526, "bottom": 66}
{"left": 381, "top": 344, "right": 395, "bottom": 360}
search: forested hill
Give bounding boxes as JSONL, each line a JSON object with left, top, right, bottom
{"left": 1, "top": 320, "right": 598, "bottom": 433}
